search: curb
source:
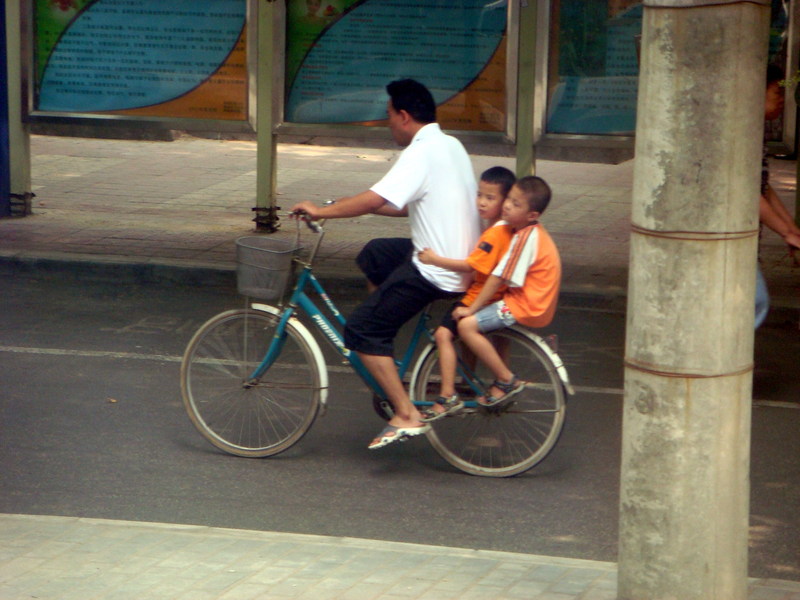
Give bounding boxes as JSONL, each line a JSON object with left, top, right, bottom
{"left": 1, "top": 252, "right": 237, "bottom": 289}
{"left": 3, "top": 253, "right": 797, "bottom": 325}
{"left": 1, "top": 253, "right": 626, "bottom": 309}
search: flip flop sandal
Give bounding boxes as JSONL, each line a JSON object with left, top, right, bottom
{"left": 420, "top": 395, "right": 464, "bottom": 422}
{"left": 479, "top": 375, "right": 525, "bottom": 407}
{"left": 368, "top": 423, "right": 431, "bottom": 450}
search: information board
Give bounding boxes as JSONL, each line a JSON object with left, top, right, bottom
{"left": 546, "top": 0, "right": 788, "bottom": 136}
{"left": 547, "top": 2, "right": 641, "bottom": 135}
{"left": 33, "top": 0, "right": 248, "bottom": 122}
{"left": 285, "top": 0, "right": 508, "bottom": 132}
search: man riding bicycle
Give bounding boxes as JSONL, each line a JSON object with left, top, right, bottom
{"left": 290, "top": 78, "right": 480, "bottom": 449}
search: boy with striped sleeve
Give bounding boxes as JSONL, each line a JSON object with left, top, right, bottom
{"left": 452, "top": 175, "right": 561, "bottom": 406}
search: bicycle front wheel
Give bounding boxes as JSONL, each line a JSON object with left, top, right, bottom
{"left": 181, "top": 308, "right": 322, "bottom": 457}
{"left": 412, "top": 327, "right": 567, "bottom": 477}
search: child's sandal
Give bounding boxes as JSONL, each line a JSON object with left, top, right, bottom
{"left": 480, "top": 375, "right": 525, "bottom": 407}
{"left": 420, "top": 395, "right": 464, "bottom": 422}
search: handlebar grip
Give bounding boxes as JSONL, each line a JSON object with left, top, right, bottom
{"left": 288, "top": 209, "right": 323, "bottom": 233}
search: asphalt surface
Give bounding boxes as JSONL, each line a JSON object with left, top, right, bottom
{"left": 0, "top": 134, "right": 798, "bottom": 598}
{"left": 1, "top": 274, "right": 798, "bottom": 584}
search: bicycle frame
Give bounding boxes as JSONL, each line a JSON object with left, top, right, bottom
{"left": 247, "top": 261, "right": 435, "bottom": 401}
{"left": 245, "top": 215, "right": 494, "bottom": 407}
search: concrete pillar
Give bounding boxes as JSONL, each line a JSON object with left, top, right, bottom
{"left": 619, "top": 2, "right": 769, "bottom": 599}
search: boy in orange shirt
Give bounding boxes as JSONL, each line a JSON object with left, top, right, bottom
{"left": 453, "top": 175, "right": 561, "bottom": 406}
{"left": 417, "top": 166, "right": 516, "bottom": 420}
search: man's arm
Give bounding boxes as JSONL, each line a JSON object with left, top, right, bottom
{"left": 760, "top": 188, "right": 800, "bottom": 249}
{"left": 374, "top": 203, "right": 408, "bottom": 217}
{"left": 290, "top": 190, "right": 388, "bottom": 220}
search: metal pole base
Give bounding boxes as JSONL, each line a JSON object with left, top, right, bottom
{"left": 251, "top": 206, "right": 280, "bottom": 232}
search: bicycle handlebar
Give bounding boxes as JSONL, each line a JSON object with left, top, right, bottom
{"left": 286, "top": 207, "right": 328, "bottom": 266}
{"left": 288, "top": 210, "right": 324, "bottom": 234}
{"left": 288, "top": 199, "right": 335, "bottom": 234}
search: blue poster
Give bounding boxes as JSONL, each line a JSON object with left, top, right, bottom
{"left": 37, "top": 0, "right": 245, "bottom": 112}
{"left": 285, "top": 0, "right": 507, "bottom": 123}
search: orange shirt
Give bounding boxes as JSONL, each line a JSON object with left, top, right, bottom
{"left": 494, "top": 222, "right": 561, "bottom": 328}
{"left": 461, "top": 220, "right": 514, "bottom": 307}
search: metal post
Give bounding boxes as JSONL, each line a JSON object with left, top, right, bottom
{"left": 619, "top": 1, "right": 769, "bottom": 599}
{"left": 515, "top": 0, "right": 537, "bottom": 178}
{"left": 254, "top": 0, "right": 280, "bottom": 232}
{"left": 1, "top": 2, "right": 10, "bottom": 218}
{"left": 3, "top": 0, "right": 32, "bottom": 217}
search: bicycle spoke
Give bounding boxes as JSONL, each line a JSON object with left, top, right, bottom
{"left": 181, "top": 309, "right": 322, "bottom": 457}
{"left": 413, "top": 328, "right": 567, "bottom": 477}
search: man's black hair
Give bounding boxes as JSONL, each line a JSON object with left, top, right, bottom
{"left": 515, "top": 176, "right": 552, "bottom": 214}
{"left": 480, "top": 166, "right": 516, "bottom": 197}
{"left": 386, "top": 79, "right": 436, "bottom": 124}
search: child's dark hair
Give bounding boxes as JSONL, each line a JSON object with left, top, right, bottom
{"left": 480, "top": 166, "right": 516, "bottom": 197}
{"left": 515, "top": 176, "right": 552, "bottom": 214}
{"left": 386, "top": 79, "right": 436, "bottom": 124}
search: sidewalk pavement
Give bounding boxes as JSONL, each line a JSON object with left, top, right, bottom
{"left": 2, "top": 514, "right": 799, "bottom": 600}
{"left": 1, "top": 134, "right": 799, "bottom": 599}
{"left": 1, "top": 134, "right": 798, "bottom": 312}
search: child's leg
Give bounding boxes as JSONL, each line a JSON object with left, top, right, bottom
{"left": 457, "top": 315, "right": 514, "bottom": 389}
{"left": 457, "top": 301, "right": 524, "bottom": 404}
{"left": 461, "top": 344, "right": 478, "bottom": 384}
{"left": 420, "top": 324, "right": 465, "bottom": 422}
{"left": 434, "top": 326, "right": 458, "bottom": 400}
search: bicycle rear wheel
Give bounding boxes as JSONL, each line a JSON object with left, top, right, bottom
{"left": 412, "top": 327, "right": 567, "bottom": 477}
{"left": 181, "top": 308, "right": 322, "bottom": 457}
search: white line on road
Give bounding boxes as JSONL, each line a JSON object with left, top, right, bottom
{"left": 572, "top": 385, "right": 623, "bottom": 396}
{"left": 0, "top": 345, "right": 183, "bottom": 362}
{"left": 5, "top": 345, "right": 792, "bottom": 407}
{"left": 0, "top": 345, "right": 354, "bottom": 374}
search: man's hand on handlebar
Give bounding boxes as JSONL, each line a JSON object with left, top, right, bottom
{"left": 289, "top": 201, "right": 322, "bottom": 220}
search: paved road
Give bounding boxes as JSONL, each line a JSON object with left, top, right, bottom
{"left": 0, "top": 275, "right": 797, "bottom": 581}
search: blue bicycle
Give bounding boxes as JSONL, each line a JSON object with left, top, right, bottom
{"left": 180, "top": 215, "right": 573, "bottom": 476}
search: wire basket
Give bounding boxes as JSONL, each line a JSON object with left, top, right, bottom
{"left": 235, "top": 236, "right": 301, "bottom": 300}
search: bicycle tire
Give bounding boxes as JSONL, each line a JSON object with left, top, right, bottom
{"left": 181, "top": 308, "right": 322, "bottom": 457}
{"left": 411, "top": 326, "right": 567, "bottom": 477}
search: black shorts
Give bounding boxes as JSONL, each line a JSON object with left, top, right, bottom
{"left": 355, "top": 238, "right": 413, "bottom": 287}
{"left": 438, "top": 301, "right": 467, "bottom": 337}
{"left": 345, "top": 241, "right": 461, "bottom": 356}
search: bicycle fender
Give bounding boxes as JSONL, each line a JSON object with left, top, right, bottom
{"left": 408, "top": 342, "right": 437, "bottom": 403}
{"left": 512, "top": 326, "right": 575, "bottom": 396}
{"left": 251, "top": 303, "right": 330, "bottom": 409}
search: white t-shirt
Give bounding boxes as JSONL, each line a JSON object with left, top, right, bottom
{"left": 370, "top": 123, "right": 480, "bottom": 292}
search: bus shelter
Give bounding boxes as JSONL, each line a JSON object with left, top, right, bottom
{"left": 5, "top": 0, "right": 798, "bottom": 228}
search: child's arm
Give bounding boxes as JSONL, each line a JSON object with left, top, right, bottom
{"left": 417, "top": 248, "right": 473, "bottom": 272}
{"left": 452, "top": 275, "right": 505, "bottom": 320}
